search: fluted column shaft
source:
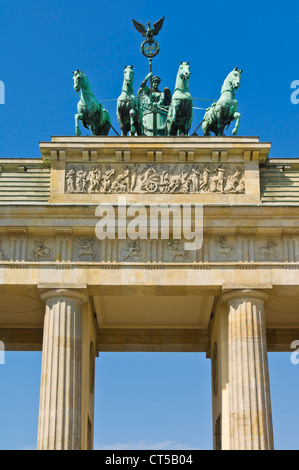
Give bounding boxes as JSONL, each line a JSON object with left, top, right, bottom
{"left": 223, "top": 289, "right": 274, "bottom": 450}
{"left": 37, "top": 289, "right": 88, "bottom": 450}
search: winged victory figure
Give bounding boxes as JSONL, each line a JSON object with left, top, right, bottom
{"left": 132, "top": 16, "right": 165, "bottom": 38}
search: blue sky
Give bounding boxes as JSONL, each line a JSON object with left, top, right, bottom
{"left": 1, "top": 0, "right": 299, "bottom": 157}
{"left": 0, "top": 351, "right": 299, "bottom": 450}
{"left": 1, "top": 0, "right": 299, "bottom": 451}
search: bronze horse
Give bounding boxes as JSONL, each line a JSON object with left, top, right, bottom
{"left": 117, "top": 65, "right": 142, "bottom": 136}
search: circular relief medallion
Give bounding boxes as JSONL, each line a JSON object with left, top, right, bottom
{"left": 140, "top": 38, "right": 160, "bottom": 58}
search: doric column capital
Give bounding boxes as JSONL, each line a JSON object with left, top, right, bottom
{"left": 40, "top": 288, "right": 89, "bottom": 305}
{"left": 222, "top": 288, "right": 269, "bottom": 305}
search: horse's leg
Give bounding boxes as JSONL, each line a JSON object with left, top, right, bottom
{"left": 75, "top": 113, "right": 83, "bottom": 136}
{"left": 214, "top": 109, "right": 221, "bottom": 136}
{"left": 184, "top": 104, "right": 192, "bottom": 136}
{"left": 219, "top": 126, "right": 225, "bottom": 136}
{"left": 232, "top": 112, "right": 241, "bottom": 135}
{"left": 118, "top": 118, "right": 127, "bottom": 136}
{"left": 216, "top": 108, "right": 226, "bottom": 136}
{"left": 202, "top": 121, "right": 211, "bottom": 136}
{"left": 102, "top": 120, "right": 111, "bottom": 136}
{"left": 117, "top": 104, "right": 126, "bottom": 136}
{"left": 167, "top": 102, "right": 178, "bottom": 136}
{"left": 135, "top": 114, "right": 143, "bottom": 136}
{"left": 129, "top": 109, "right": 136, "bottom": 136}
{"left": 102, "top": 112, "right": 111, "bottom": 136}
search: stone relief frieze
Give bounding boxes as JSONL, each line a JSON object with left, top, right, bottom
{"left": 32, "top": 239, "right": 51, "bottom": 260}
{"left": 76, "top": 238, "right": 96, "bottom": 260}
{"left": 0, "top": 241, "right": 8, "bottom": 261}
{"left": 65, "top": 163, "right": 245, "bottom": 195}
{"left": 0, "top": 233, "right": 294, "bottom": 264}
{"left": 167, "top": 240, "right": 190, "bottom": 262}
{"left": 213, "top": 236, "right": 235, "bottom": 262}
{"left": 120, "top": 241, "right": 144, "bottom": 262}
{"left": 257, "top": 239, "right": 283, "bottom": 262}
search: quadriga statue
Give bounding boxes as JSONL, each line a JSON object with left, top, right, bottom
{"left": 202, "top": 67, "right": 242, "bottom": 136}
{"left": 73, "top": 70, "right": 111, "bottom": 136}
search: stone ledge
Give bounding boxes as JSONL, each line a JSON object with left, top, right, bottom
{"left": 0, "top": 327, "right": 297, "bottom": 353}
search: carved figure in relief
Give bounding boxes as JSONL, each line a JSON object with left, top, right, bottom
{"left": 88, "top": 167, "right": 102, "bottom": 193}
{"left": 102, "top": 167, "right": 115, "bottom": 192}
{"left": 159, "top": 170, "right": 171, "bottom": 192}
{"left": 178, "top": 166, "right": 192, "bottom": 193}
{"left": 0, "top": 242, "right": 8, "bottom": 261}
{"left": 140, "top": 165, "right": 160, "bottom": 193}
{"left": 111, "top": 168, "right": 131, "bottom": 192}
{"left": 224, "top": 170, "right": 242, "bottom": 193}
{"left": 168, "top": 176, "right": 181, "bottom": 193}
{"left": 167, "top": 240, "right": 190, "bottom": 261}
{"left": 235, "top": 176, "right": 245, "bottom": 193}
{"left": 66, "top": 167, "right": 76, "bottom": 193}
{"left": 210, "top": 168, "right": 226, "bottom": 193}
{"left": 121, "top": 241, "right": 143, "bottom": 261}
{"left": 130, "top": 167, "right": 138, "bottom": 192}
{"left": 76, "top": 167, "right": 88, "bottom": 192}
{"left": 190, "top": 167, "right": 200, "bottom": 192}
{"left": 259, "top": 239, "right": 278, "bottom": 260}
{"left": 215, "top": 236, "right": 233, "bottom": 261}
{"left": 200, "top": 167, "right": 215, "bottom": 191}
{"left": 32, "top": 239, "right": 51, "bottom": 260}
{"left": 76, "top": 238, "right": 96, "bottom": 260}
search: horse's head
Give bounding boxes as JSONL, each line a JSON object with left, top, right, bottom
{"left": 73, "top": 70, "right": 85, "bottom": 92}
{"left": 227, "top": 67, "right": 243, "bottom": 90}
{"left": 179, "top": 61, "right": 191, "bottom": 80}
{"left": 123, "top": 65, "right": 134, "bottom": 87}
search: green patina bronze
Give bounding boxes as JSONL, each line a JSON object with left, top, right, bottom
{"left": 71, "top": 18, "right": 245, "bottom": 139}
{"left": 73, "top": 70, "right": 111, "bottom": 136}
{"left": 132, "top": 17, "right": 165, "bottom": 39}
{"left": 116, "top": 65, "right": 142, "bottom": 136}
{"left": 202, "top": 67, "right": 242, "bottom": 136}
{"left": 166, "top": 62, "right": 193, "bottom": 136}
{"left": 132, "top": 16, "right": 165, "bottom": 60}
{"left": 137, "top": 72, "right": 171, "bottom": 136}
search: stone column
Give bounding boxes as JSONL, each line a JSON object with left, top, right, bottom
{"left": 37, "top": 288, "right": 88, "bottom": 450}
{"left": 222, "top": 289, "right": 274, "bottom": 450}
